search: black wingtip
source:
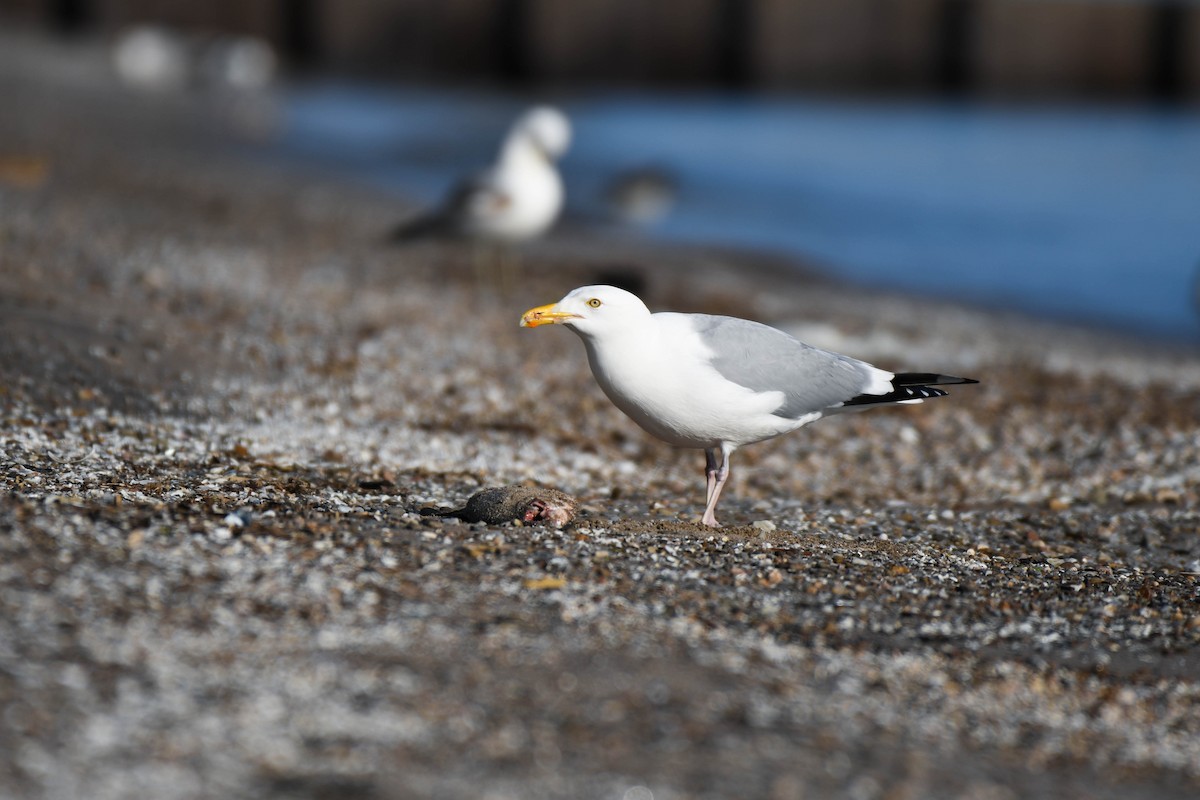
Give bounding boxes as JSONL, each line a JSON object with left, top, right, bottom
{"left": 387, "top": 213, "right": 446, "bottom": 243}
{"left": 842, "top": 372, "right": 978, "bottom": 408}
{"left": 892, "top": 372, "right": 979, "bottom": 387}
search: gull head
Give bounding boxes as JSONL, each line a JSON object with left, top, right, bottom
{"left": 520, "top": 285, "right": 651, "bottom": 337}
{"left": 512, "top": 106, "right": 571, "bottom": 161}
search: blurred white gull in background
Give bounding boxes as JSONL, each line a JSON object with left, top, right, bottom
{"left": 390, "top": 106, "right": 571, "bottom": 244}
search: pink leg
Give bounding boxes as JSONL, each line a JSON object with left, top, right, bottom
{"left": 701, "top": 447, "right": 732, "bottom": 527}
{"left": 704, "top": 448, "right": 719, "bottom": 506}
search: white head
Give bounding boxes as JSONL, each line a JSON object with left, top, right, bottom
{"left": 509, "top": 106, "right": 571, "bottom": 161}
{"left": 519, "top": 285, "right": 652, "bottom": 338}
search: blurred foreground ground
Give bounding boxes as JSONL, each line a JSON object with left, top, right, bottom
{"left": 2, "top": 34, "right": 1200, "bottom": 800}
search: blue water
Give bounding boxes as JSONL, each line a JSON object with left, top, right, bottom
{"left": 281, "top": 83, "right": 1200, "bottom": 342}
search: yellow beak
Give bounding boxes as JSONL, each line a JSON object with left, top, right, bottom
{"left": 520, "top": 303, "right": 580, "bottom": 328}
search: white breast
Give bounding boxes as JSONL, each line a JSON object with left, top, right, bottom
{"left": 582, "top": 316, "right": 811, "bottom": 449}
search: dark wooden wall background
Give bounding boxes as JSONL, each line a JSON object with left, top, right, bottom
{"left": 2, "top": 0, "right": 1198, "bottom": 99}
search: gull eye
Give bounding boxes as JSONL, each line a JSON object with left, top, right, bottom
{"left": 587, "top": 298, "right": 602, "bottom": 309}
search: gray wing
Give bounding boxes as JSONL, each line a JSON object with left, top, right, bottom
{"left": 448, "top": 167, "right": 512, "bottom": 224}
{"left": 686, "top": 314, "right": 882, "bottom": 419}
{"left": 390, "top": 169, "right": 507, "bottom": 241}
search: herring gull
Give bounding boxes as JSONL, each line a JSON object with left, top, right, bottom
{"left": 392, "top": 106, "right": 570, "bottom": 244}
{"left": 521, "top": 285, "right": 977, "bottom": 527}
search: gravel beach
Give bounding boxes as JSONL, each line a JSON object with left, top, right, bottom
{"left": 2, "top": 34, "right": 1199, "bottom": 800}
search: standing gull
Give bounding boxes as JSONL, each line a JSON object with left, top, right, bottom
{"left": 391, "top": 106, "right": 571, "bottom": 244}
{"left": 521, "top": 285, "right": 977, "bottom": 527}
